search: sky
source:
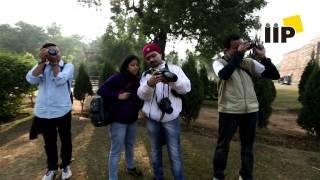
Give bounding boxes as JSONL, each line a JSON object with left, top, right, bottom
{"left": 0, "top": 0, "right": 319, "bottom": 65}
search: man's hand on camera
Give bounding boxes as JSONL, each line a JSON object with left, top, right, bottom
{"left": 39, "top": 48, "right": 48, "bottom": 64}
{"left": 147, "top": 71, "right": 165, "bottom": 87}
{"left": 253, "top": 47, "right": 266, "bottom": 59}
{"left": 237, "top": 42, "right": 251, "bottom": 53}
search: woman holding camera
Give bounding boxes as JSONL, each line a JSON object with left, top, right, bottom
{"left": 97, "top": 55, "right": 143, "bottom": 180}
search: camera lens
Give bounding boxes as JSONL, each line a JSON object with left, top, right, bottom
{"left": 162, "top": 71, "right": 178, "bottom": 82}
{"left": 48, "top": 48, "right": 57, "bottom": 56}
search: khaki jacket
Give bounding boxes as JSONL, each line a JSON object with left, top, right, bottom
{"left": 213, "top": 58, "right": 259, "bottom": 113}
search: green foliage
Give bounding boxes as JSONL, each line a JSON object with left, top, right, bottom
{"left": 207, "top": 80, "right": 218, "bottom": 100}
{"left": 199, "top": 65, "right": 209, "bottom": 97}
{"left": 0, "top": 52, "right": 34, "bottom": 120}
{"left": 74, "top": 63, "right": 93, "bottom": 111}
{"left": 166, "top": 51, "right": 179, "bottom": 65}
{"left": 298, "top": 51, "right": 317, "bottom": 102}
{"left": 104, "top": 0, "right": 267, "bottom": 58}
{"left": 181, "top": 54, "right": 204, "bottom": 125}
{"left": 99, "top": 60, "right": 116, "bottom": 87}
{"left": 0, "top": 22, "right": 48, "bottom": 56}
{"left": 254, "top": 78, "right": 276, "bottom": 128}
{"left": 298, "top": 65, "right": 320, "bottom": 137}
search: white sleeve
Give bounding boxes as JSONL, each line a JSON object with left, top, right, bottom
{"left": 168, "top": 65, "right": 191, "bottom": 95}
{"left": 26, "top": 65, "right": 43, "bottom": 85}
{"left": 137, "top": 74, "right": 155, "bottom": 101}
{"left": 253, "top": 60, "right": 265, "bottom": 76}
{"left": 212, "top": 61, "right": 224, "bottom": 76}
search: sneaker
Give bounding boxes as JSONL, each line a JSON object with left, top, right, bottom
{"left": 42, "top": 170, "right": 56, "bottom": 180}
{"left": 239, "top": 176, "right": 243, "bottom": 180}
{"left": 61, "top": 165, "right": 72, "bottom": 180}
{"left": 127, "top": 167, "right": 143, "bottom": 177}
{"left": 213, "top": 177, "right": 221, "bottom": 180}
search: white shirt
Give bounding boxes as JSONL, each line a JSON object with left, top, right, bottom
{"left": 212, "top": 58, "right": 265, "bottom": 77}
{"left": 137, "top": 62, "right": 191, "bottom": 122}
{"left": 26, "top": 60, "right": 74, "bottom": 119}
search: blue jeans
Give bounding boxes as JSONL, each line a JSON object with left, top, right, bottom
{"left": 146, "top": 118, "right": 184, "bottom": 180}
{"left": 108, "top": 122, "right": 137, "bottom": 180}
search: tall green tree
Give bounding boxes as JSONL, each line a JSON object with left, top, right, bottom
{"left": 74, "top": 63, "right": 93, "bottom": 112}
{"left": 297, "top": 65, "right": 320, "bottom": 137}
{"left": 99, "top": 60, "right": 116, "bottom": 87}
{"left": 166, "top": 51, "right": 179, "bottom": 65}
{"left": 254, "top": 77, "right": 276, "bottom": 128}
{"left": 0, "top": 22, "right": 49, "bottom": 56}
{"left": 199, "top": 65, "right": 209, "bottom": 98}
{"left": 298, "top": 50, "right": 317, "bottom": 102}
{"left": 80, "top": 0, "right": 267, "bottom": 58}
{"left": 181, "top": 54, "right": 203, "bottom": 125}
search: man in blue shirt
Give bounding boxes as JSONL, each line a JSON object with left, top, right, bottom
{"left": 26, "top": 43, "right": 74, "bottom": 180}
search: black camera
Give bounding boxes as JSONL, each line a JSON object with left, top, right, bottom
{"left": 248, "top": 40, "right": 264, "bottom": 50}
{"left": 48, "top": 48, "right": 58, "bottom": 56}
{"left": 158, "top": 97, "right": 173, "bottom": 114}
{"left": 155, "top": 69, "right": 178, "bottom": 82}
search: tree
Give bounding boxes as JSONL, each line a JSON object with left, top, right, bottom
{"left": 298, "top": 50, "right": 317, "bottom": 102}
{"left": 80, "top": 0, "right": 267, "bottom": 58}
{"left": 74, "top": 63, "right": 93, "bottom": 112}
{"left": 166, "top": 51, "right": 179, "bottom": 65}
{"left": 0, "top": 22, "right": 49, "bottom": 56}
{"left": 199, "top": 65, "right": 209, "bottom": 98}
{"left": 0, "top": 52, "right": 34, "bottom": 120}
{"left": 254, "top": 77, "right": 276, "bottom": 128}
{"left": 22, "top": 53, "right": 38, "bottom": 106}
{"left": 297, "top": 65, "right": 320, "bottom": 137}
{"left": 181, "top": 54, "right": 203, "bottom": 125}
{"left": 99, "top": 59, "right": 116, "bottom": 87}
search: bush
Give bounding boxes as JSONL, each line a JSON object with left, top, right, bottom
{"left": 298, "top": 51, "right": 316, "bottom": 102}
{"left": 181, "top": 54, "right": 204, "bottom": 125}
{"left": 254, "top": 78, "right": 276, "bottom": 128}
{"left": 99, "top": 60, "right": 116, "bottom": 87}
{"left": 0, "top": 52, "right": 35, "bottom": 120}
{"left": 297, "top": 65, "right": 320, "bottom": 137}
{"left": 199, "top": 65, "right": 209, "bottom": 98}
{"left": 74, "top": 63, "right": 93, "bottom": 112}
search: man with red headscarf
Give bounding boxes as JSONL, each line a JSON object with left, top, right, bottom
{"left": 138, "top": 43, "right": 191, "bottom": 180}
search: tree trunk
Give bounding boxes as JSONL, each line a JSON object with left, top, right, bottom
{"left": 81, "top": 100, "right": 84, "bottom": 112}
{"left": 153, "top": 30, "right": 167, "bottom": 59}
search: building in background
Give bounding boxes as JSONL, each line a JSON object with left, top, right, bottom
{"left": 279, "top": 36, "right": 320, "bottom": 83}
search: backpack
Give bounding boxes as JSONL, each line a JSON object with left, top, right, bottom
{"left": 89, "top": 95, "right": 112, "bottom": 127}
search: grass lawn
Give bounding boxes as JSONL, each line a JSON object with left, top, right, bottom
{"left": 272, "top": 83, "right": 302, "bottom": 111}
{"left": 1, "top": 117, "right": 320, "bottom": 180}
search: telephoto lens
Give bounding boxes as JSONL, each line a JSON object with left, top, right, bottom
{"left": 48, "top": 48, "right": 57, "bottom": 56}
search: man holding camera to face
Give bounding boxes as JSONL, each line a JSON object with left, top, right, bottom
{"left": 26, "top": 43, "right": 74, "bottom": 180}
{"left": 212, "top": 34, "right": 280, "bottom": 180}
{"left": 137, "top": 43, "right": 191, "bottom": 180}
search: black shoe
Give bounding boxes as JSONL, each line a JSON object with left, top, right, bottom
{"left": 127, "top": 167, "right": 143, "bottom": 177}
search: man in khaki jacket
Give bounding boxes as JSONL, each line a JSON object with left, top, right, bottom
{"left": 212, "top": 34, "right": 279, "bottom": 180}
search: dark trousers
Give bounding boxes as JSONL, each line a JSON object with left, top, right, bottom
{"left": 37, "top": 111, "right": 72, "bottom": 170}
{"left": 213, "top": 112, "right": 257, "bottom": 180}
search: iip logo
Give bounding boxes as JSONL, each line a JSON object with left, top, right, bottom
{"left": 265, "top": 15, "right": 303, "bottom": 43}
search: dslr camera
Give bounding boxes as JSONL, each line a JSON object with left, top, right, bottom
{"left": 248, "top": 40, "right": 264, "bottom": 50}
{"left": 154, "top": 68, "right": 178, "bottom": 82}
{"left": 47, "top": 48, "right": 58, "bottom": 56}
{"left": 158, "top": 97, "right": 173, "bottom": 114}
